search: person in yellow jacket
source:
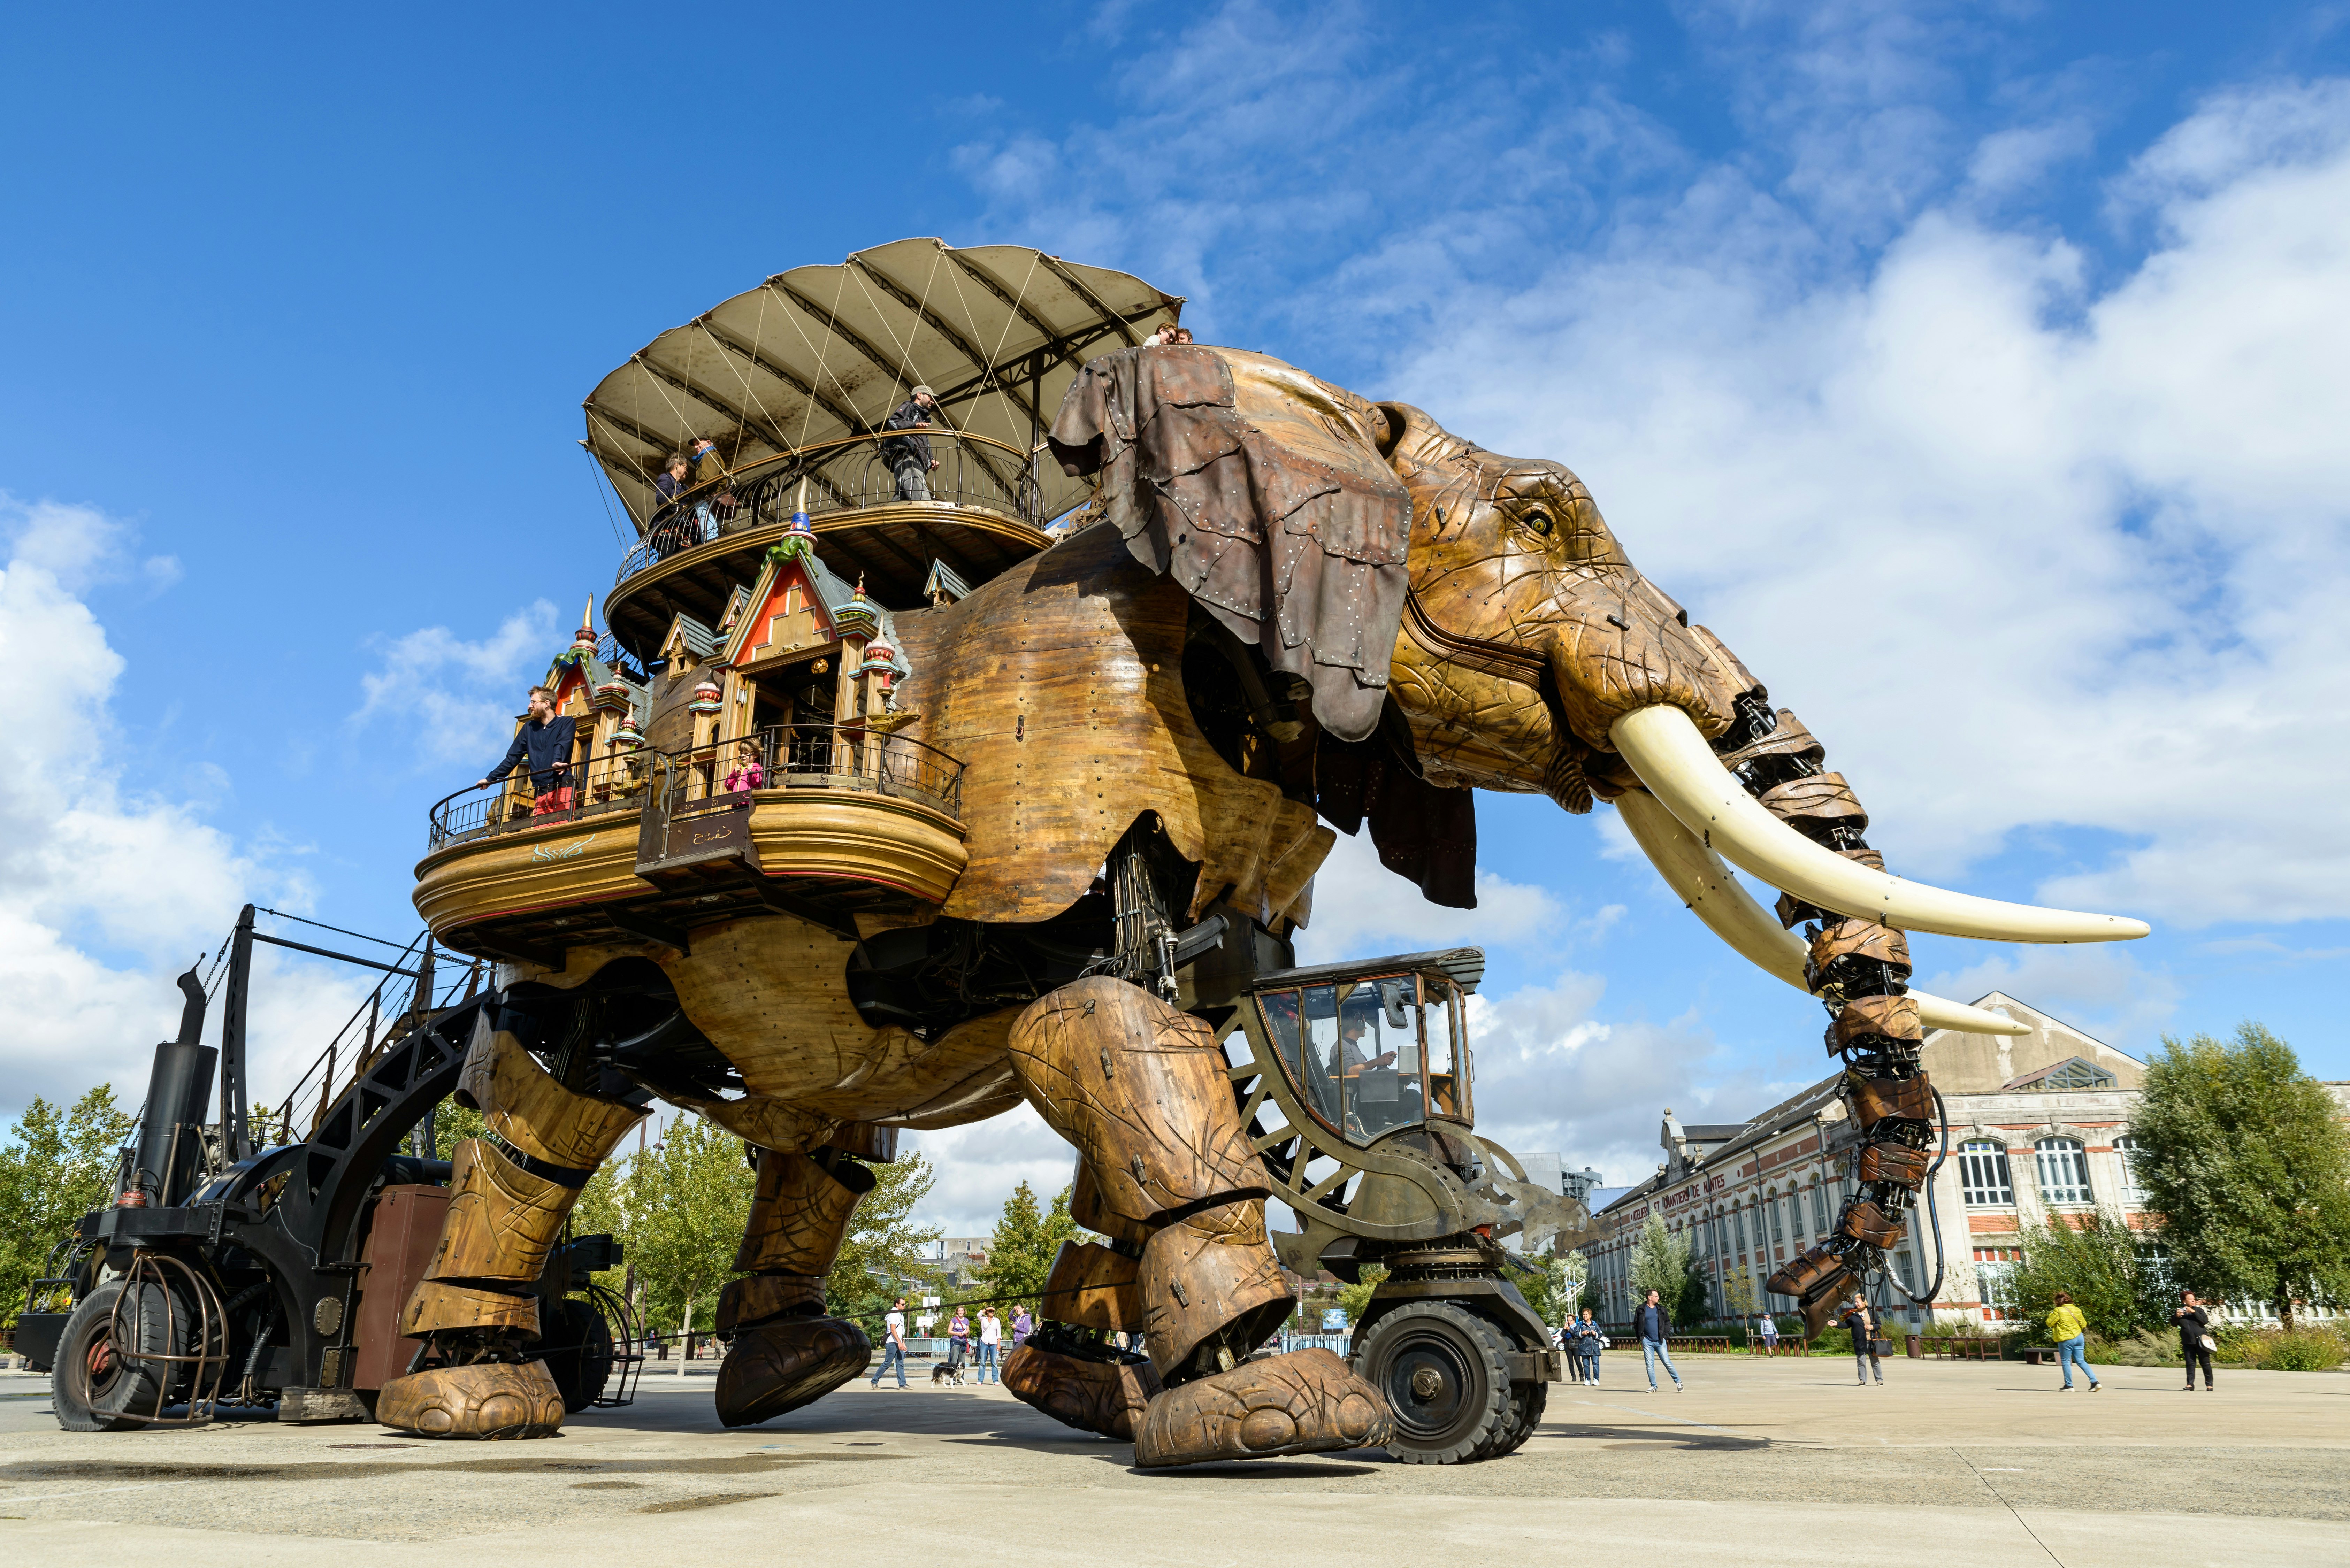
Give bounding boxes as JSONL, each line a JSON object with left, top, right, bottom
{"left": 2047, "top": 1291, "right": 2101, "bottom": 1392}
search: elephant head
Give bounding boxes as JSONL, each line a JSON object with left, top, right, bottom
{"left": 1048, "top": 343, "right": 2147, "bottom": 1005}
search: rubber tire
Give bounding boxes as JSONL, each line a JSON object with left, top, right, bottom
{"left": 543, "top": 1298, "right": 614, "bottom": 1413}
{"left": 52, "top": 1279, "right": 183, "bottom": 1433}
{"left": 1353, "top": 1300, "right": 1513, "bottom": 1465}
{"left": 1476, "top": 1376, "right": 1547, "bottom": 1460}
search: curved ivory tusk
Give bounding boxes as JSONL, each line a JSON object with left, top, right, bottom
{"left": 1610, "top": 704, "right": 2151, "bottom": 944}
{"left": 1616, "top": 789, "right": 2030, "bottom": 1036}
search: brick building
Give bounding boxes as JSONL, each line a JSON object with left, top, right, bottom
{"left": 1586, "top": 994, "right": 2166, "bottom": 1331}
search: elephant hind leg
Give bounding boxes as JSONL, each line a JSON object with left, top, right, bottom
{"left": 377, "top": 1018, "right": 644, "bottom": 1439}
{"left": 712, "top": 1146, "right": 876, "bottom": 1428}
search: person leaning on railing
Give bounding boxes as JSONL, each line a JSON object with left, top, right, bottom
{"left": 478, "top": 685, "right": 577, "bottom": 816}
{"left": 882, "top": 386, "right": 942, "bottom": 502}
{"left": 650, "top": 438, "right": 719, "bottom": 553}
{"left": 723, "top": 739, "right": 763, "bottom": 793}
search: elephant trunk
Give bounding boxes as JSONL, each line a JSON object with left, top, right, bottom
{"left": 1603, "top": 692, "right": 2147, "bottom": 1331}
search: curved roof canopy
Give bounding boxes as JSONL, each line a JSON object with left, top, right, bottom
{"left": 584, "top": 239, "right": 1182, "bottom": 535}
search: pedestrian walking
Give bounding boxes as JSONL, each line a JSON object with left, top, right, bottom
{"left": 869, "top": 1296, "right": 910, "bottom": 1388}
{"left": 2173, "top": 1289, "right": 2216, "bottom": 1392}
{"left": 1759, "top": 1314, "right": 1780, "bottom": 1355}
{"left": 977, "top": 1307, "right": 1003, "bottom": 1384}
{"left": 1635, "top": 1289, "right": 1683, "bottom": 1392}
{"left": 2046, "top": 1291, "right": 2101, "bottom": 1392}
{"left": 1839, "top": 1292, "right": 1884, "bottom": 1385}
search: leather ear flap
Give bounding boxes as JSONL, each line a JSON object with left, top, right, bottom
{"left": 1048, "top": 346, "right": 1412, "bottom": 743}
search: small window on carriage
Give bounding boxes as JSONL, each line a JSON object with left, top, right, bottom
{"left": 1423, "top": 975, "right": 1463, "bottom": 1119}
{"left": 1258, "top": 989, "right": 1303, "bottom": 1080}
{"left": 1299, "top": 984, "right": 1344, "bottom": 1128}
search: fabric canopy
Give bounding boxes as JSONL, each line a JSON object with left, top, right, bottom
{"left": 584, "top": 239, "right": 1182, "bottom": 535}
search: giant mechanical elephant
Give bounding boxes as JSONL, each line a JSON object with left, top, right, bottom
{"left": 379, "top": 344, "right": 2146, "bottom": 1460}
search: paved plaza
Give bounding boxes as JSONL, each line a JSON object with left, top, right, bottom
{"left": 1, "top": 1354, "right": 2343, "bottom": 1566}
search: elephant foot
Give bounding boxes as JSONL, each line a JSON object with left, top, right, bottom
{"left": 376, "top": 1360, "right": 565, "bottom": 1439}
{"left": 1132, "top": 1348, "right": 1390, "bottom": 1469}
{"left": 714, "top": 1317, "right": 872, "bottom": 1428}
{"left": 1001, "top": 1340, "right": 1162, "bottom": 1441}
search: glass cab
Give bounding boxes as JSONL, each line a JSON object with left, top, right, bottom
{"left": 1249, "top": 952, "right": 1479, "bottom": 1148}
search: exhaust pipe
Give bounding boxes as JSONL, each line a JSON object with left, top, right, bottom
{"left": 127, "top": 969, "right": 216, "bottom": 1208}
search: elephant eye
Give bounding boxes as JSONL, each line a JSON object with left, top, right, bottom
{"left": 1523, "top": 508, "right": 1554, "bottom": 538}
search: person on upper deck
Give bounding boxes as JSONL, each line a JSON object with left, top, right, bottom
{"left": 478, "top": 686, "right": 577, "bottom": 816}
{"left": 724, "top": 740, "right": 763, "bottom": 793}
{"left": 882, "top": 386, "right": 942, "bottom": 502}
{"left": 651, "top": 439, "right": 719, "bottom": 553}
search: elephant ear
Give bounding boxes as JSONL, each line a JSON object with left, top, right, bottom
{"left": 1048, "top": 345, "right": 1411, "bottom": 743}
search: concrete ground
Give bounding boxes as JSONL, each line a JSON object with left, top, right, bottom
{"left": 2, "top": 1353, "right": 2344, "bottom": 1566}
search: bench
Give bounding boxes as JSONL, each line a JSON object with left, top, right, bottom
{"left": 1922, "top": 1337, "right": 2000, "bottom": 1361}
{"left": 2015, "top": 1346, "right": 2056, "bottom": 1366}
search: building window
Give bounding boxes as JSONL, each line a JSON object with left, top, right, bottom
{"left": 1973, "top": 1247, "right": 2022, "bottom": 1321}
{"left": 1959, "top": 1140, "right": 2014, "bottom": 1207}
{"left": 1733, "top": 1208, "right": 1746, "bottom": 1253}
{"left": 2115, "top": 1135, "right": 2148, "bottom": 1205}
{"left": 2035, "top": 1137, "right": 2093, "bottom": 1205}
{"left": 1811, "top": 1185, "right": 1829, "bottom": 1233}
{"left": 1769, "top": 1195, "right": 1784, "bottom": 1246}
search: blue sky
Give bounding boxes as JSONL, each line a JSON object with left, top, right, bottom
{"left": 6, "top": 2, "right": 2349, "bottom": 1233}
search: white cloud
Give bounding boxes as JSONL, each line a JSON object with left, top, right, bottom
{"left": 960, "top": 10, "right": 2350, "bottom": 940}
{"left": 1459, "top": 973, "right": 1806, "bottom": 1189}
{"left": 0, "top": 497, "right": 370, "bottom": 1130}
{"left": 1400, "top": 80, "right": 2350, "bottom": 931}
{"left": 1914, "top": 944, "right": 2185, "bottom": 1056}
{"left": 901, "top": 1105, "right": 1076, "bottom": 1242}
{"left": 1291, "top": 830, "right": 1562, "bottom": 965}
{"left": 354, "top": 602, "right": 559, "bottom": 771}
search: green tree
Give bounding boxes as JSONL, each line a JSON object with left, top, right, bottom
{"left": 1336, "top": 1265, "right": 1389, "bottom": 1324}
{"left": 1720, "top": 1262, "right": 1761, "bottom": 1322}
{"left": 970, "top": 1181, "right": 1093, "bottom": 1310}
{"left": 2132, "top": 1024, "right": 2350, "bottom": 1329}
{"left": 0, "top": 1086, "right": 136, "bottom": 1325}
{"left": 621, "top": 1114, "right": 756, "bottom": 1338}
{"left": 1628, "top": 1213, "right": 1698, "bottom": 1319}
{"left": 2007, "top": 1205, "right": 2161, "bottom": 1341}
{"left": 1507, "top": 1247, "right": 1588, "bottom": 1327}
{"left": 825, "top": 1150, "right": 943, "bottom": 1323}
{"left": 430, "top": 1098, "right": 487, "bottom": 1162}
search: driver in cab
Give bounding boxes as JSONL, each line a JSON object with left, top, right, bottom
{"left": 1335, "top": 1004, "right": 1396, "bottom": 1078}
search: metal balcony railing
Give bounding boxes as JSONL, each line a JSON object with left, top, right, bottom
{"left": 425, "top": 723, "right": 964, "bottom": 852}
{"left": 659, "top": 723, "right": 964, "bottom": 823}
{"left": 616, "top": 430, "right": 1044, "bottom": 584}
{"left": 426, "top": 751, "right": 658, "bottom": 851}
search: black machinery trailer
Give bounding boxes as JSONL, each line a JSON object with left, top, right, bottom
{"left": 13, "top": 906, "right": 638, "bottom": 1430}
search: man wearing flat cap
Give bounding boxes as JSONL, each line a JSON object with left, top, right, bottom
{"left": 882, "top": 384, "right": 943, "bottom": 502}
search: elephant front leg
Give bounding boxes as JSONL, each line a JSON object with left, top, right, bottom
{"left": 1003, "top": 976, "right": 1392, "bottom": 1468}
{"left": 377, "top": 1019, "right": 645, "bottom": 1439}
{"left": 1718, "top": 698, "right": 1938, "bottom": 1334}
{"left": 711, "top": 1146, "right": 877, "bottom": 1427}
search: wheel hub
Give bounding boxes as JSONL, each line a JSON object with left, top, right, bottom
{"left": 1381, "top": 1335, "right": 1473, "bottom": 1439}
